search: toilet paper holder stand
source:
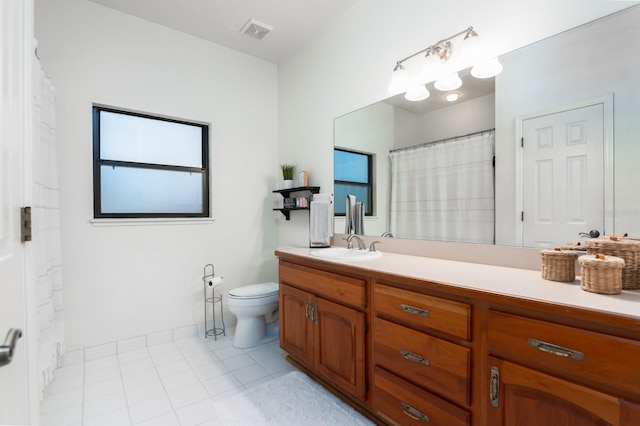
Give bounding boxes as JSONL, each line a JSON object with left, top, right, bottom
{"left": 203, "top": 263, "right": 226, "bottom": 340}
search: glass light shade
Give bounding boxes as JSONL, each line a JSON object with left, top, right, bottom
{"left": 471, "top": 57, "right": 504, "bottom": 78}
{"left": 461, "top": 33, "right": 484, "bottom": 67}
{"left": 446, "top": 92, "right": 460, "bottom": 102}
{"left": 388, "top": 66, "right": 409, "bottom": 94}
{"left": 404, "top": 84, "right": 430, "bottom": 101}
{"left": 418, "top": 51, "right": 442, "bottom": 84}
{"left": 434, "top": 72, "right": 462, "bottom": 91}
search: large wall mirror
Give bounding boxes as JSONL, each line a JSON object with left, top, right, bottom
{"left": 334, "top": 5, "right": 640, "bottom": 248}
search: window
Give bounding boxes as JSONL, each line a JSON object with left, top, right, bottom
{"left": 334, "top": 148, "right": 373, "bottom": 216}
{"left": 93, "top": 106, "right": 209, "bottom": 219}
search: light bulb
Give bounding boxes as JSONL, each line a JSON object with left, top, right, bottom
{"left": 434, "top": 72, "right": 462, "bottom": 91}
{"left": 445, "top": 93, "right": 460, "bottom": 102}
{"left": 471, "top": 57, "right": 504, "bottom": 78}
{"left": 404, "top": 84, "right": 430, "bottom": 102}
{"left": 418, "top": 49, "right": 442, "bottom": 84}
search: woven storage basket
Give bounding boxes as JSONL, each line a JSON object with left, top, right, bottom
{"left": 540, "top": 249, "right": 579, "bottom": 282}
{"left": 578, "top": 254, "right": 625, "bottom": 294}
{"left": 585, "top": 237, "right": 640, "bottom": 289}
{"left": 559, "top": 242, "right": 587, "bottom": 253}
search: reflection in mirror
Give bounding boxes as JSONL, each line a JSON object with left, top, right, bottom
{"left": 334, "top": 5, "right": 640, "bottom": 247}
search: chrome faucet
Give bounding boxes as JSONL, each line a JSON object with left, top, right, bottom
{"left": 381, "top": 231, "right": 394, "bottom": 238}
{"left": 346, "top": 234, "right": 366, "bottom": 250}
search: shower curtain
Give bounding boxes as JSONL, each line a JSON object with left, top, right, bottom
{"left": 389, "top": 130, "right": 495, "bottom": 244}
{"left": 33, "top": 54, "right": 65, "bottom": 397}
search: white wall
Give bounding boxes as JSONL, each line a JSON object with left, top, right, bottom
{"left": 278, "top": 0, "right": 637, "bottom": 251}
{"left": 35, "top": 0, "right": 279, "bottom": 350}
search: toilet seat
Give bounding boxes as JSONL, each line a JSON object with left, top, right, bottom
{"left": 228, "top": 282, "right": 279, "bottom": 300}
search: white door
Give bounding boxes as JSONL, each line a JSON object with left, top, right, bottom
{"left": 522, "top": 104, "right": 604, "bottom": 247}
{"left": 1, "top": 1, "right": 32, "bottom": 424}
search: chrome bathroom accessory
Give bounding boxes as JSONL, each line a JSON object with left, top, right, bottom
{"left": 203, "top": 264, "right": 225, "bottom": 340}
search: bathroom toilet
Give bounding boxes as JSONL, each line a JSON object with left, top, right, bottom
{"left": 227, "top": 282, "right": 279, "bottom": 348}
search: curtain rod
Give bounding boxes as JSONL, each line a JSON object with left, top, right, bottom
{"left": 389, "top": 128, "right": 495, "bottom": 154}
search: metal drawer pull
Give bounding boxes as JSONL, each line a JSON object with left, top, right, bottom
{"left": 401, "top": 402, "right": 430, "bottom": 422}
{"left": 490, "top": 366, "right": 500, "bottom": 408}
{"left": 400, "top": 304, "right": 430, "bottom": 318}
{"left": 528, "top": 338, "right": 585, "bottom": 361}
{"left": 400, "top": 349, "right": 430, "bottom": 365}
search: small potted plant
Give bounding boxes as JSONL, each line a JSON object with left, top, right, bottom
{"left": 281, "top": 163, "right": 296, "bottom": 189}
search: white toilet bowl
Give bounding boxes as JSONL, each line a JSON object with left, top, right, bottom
{"left": 227, "top": 282, "right": 279, "bottom": 348}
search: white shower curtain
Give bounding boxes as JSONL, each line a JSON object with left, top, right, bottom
{"left": 390, "top": 130, "right": 495, "bottom": 244}
{"left": 33, "top": 55, "right": 65, "bottom": 397}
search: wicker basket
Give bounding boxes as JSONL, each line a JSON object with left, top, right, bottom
{"left": 559, "top": 242, "right": 587, "bottom": 254}
{"left": 578, "top": 254, "right": 625, "bottom": 294}
{"left": 540, "top": 249, "right": 579, "bottom": 282}
{"left": 585, "top": 236, "right": 640, "bottom": 289}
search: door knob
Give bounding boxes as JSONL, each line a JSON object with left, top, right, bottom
{"left": 0, "top": 328, "right": 22, "bottom": 368}
{"left": 579, "top": 229, "right": 600, "bottom": 238}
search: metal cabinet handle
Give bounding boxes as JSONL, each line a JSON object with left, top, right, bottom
{"left": 400, "top": 349, "right": 430, "bottom": 365}
{"left": 400, "top": 304, "right": 430, "bottom": 318}
{"left": 400, "top": 402, "right": 430, "bottom": 422}
{"left": 0, "top": 328, "right": 22, "bottom": 368}
{"left": 313, "top": 302, "right": 318, "bottom": 325}
{"left": 528, "top": 338, "right": 585, "bottom": 361}
{"left": 490, "top": 366, "right": 500, "bottom": 407}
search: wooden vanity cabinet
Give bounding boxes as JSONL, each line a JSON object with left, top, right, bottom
{"left": 278, "top": 260, "right": 366, "bottom": 401}
{"left": 486, "top": 310, "right": 640, "bottom": 426}
{"left": 275, "top": 250, "right": 640, "bottom": 426}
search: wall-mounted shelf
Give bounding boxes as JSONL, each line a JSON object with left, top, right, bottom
{"left": 273, "top": 186, "right": 321, "bottom": 220}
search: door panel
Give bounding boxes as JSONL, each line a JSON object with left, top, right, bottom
{"left": 0, "top": 1, "right": 29, "bottom": 423}
{"left": 522, "top": 104, "right": 604, "bottom": 247}
{"left": 279, "top": 284, "right": 313, "bottom": 366}
{"left": 314, "top": 297, "right": 365, "bottom": 400}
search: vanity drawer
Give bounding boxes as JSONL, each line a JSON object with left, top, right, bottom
{"left": 373, "top": 283, "right": 470, "bottom": 340}
{"left": 279, "top": 261, "right": 365, "bottom": 309}
{"left": 373, "top": 366, "right": 470, "bottom": 426}
{"left": 373, "top": 317, "right": 470, "bottom": 406}
{"left": 488, "top": 310, "right": 640, "bottom": 396}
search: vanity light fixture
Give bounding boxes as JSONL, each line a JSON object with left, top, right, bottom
{"left": 388, "top": 26, "right": 502, "bottom": 101}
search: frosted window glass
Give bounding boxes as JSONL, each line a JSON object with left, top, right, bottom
{"left": 100, "top": 111, "right": 203, "bottom": 167}
{"left": 101, "top": 166, "right": 203, "bottom": 214}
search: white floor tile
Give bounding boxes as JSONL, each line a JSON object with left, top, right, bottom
{"left": 118, "top": 348, "right": 151, "bottom": 365}
{"left": 175, "top": 399, "right": 217, "bottom": 426}
{"left": 85, "top": 342, "right": 117, "bottom": 361}
{"left": 124, "top": 379, "right": 166, "bottom": 406}
{"left": 221, "top": 353, "right": 256, "bottom": 371}
{"left": 167, "top": 382, "right": 210, "bottom": 409}
{"left": 246, "top": 345, "right": 281, "bottom": 363}
{"left": 202, "top": 336, "right": 233, "bottom": 351}
{"left": 211, "top": 345, "right": 244, "bottom": 360}
{"left": 40, "top": 404, "right": 82, "bottom": 426}
{"left": 202, "top": 372, "right": 242, "bottom": 398}
{"left": 83, "top": 390, "right": 127, "bottom": 420}
{"left": 147, "top": 342, "right": 178, "bottom": 355}
{"left": 83, "top": 407, "right": 131, "bottom": 426}
{"left": 160, "top": 369, "right": 200, "bottom": 392}
{"left": 260, "top": 355, "right": 294, "bottom": 376}
{"left": 84, "top": 377, "right": 124, "bottom": 401}
{"left": 120, "top": 357, "right": 155, "bottom": 375}
{"left": 40, "top": 388, "right": 83, "bottom": 414}
{"left": 84, "top": 365, "right": 121, "bottom": 386}
{"left": 44, "top": 374, "right": 84, "bottom": 397}
{"left": 147, "top": 330, "right": 173, "bottom": 347}
{"left": 52, "top": 363, "right": 84, "bottom": 380}
{"left": 134, "top": 411, "right": 181, "bottom": 426}
{"left": 193, "top": 361, "right": 228, "bottom": 381}
{"left": 152, "top": 349, "right": 185, "bottom": 366}
{"left": 84, "top": 355, "right": 119, "bottom": 372}
{"left": 122, "top": 367, "right": 160, "bottom": 390}
{"left": 117, "top": 335, "right": 146, "bottom": 353}
{"left": 57, "top": 349, "right": 84, "bottom": 368}
{"left": 184, "top": 351, "right": 221, "bottom": 369}
{"left": 155, "top": 358, "right": 192, "bottom": 378}
{"left": 231, "top": 363, "right": 271, "bottom": 385}
{"left": 129, "top": 393, "right": 173, "bottom": 424}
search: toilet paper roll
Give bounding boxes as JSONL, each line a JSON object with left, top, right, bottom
{"left": 208, "top": 276, "right": 223, "bottom": 287}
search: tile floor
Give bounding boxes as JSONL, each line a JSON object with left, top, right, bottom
{"left": 40, "top": 333, "right": 297, "bottom": 426}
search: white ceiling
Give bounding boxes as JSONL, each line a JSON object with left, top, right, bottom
{"left": 88, "top": 0, "right": 359, "bottom": 64}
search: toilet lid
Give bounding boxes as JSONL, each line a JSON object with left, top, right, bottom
{"left": 228, "top": 282, "right": 279, "bottom": 299}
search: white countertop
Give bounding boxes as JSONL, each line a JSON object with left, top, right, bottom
{"left": 276, "top": 247, "right": 640, "bottom": 320}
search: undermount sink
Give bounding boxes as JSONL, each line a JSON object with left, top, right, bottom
{"left": 309, "top": 247, "right": 382, "bottom": 260}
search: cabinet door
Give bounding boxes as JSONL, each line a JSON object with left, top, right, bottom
{"left": 487, "top": 357, "right": 640, "bottom": 426}
{"left": 279, "top": 284, "right": 314, "bottom": 366}
{"left": 314, "top": 297, "right": 366, "bottom": 400}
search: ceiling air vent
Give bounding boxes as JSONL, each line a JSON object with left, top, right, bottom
{"left": 240, "top": 18, "right": 273, "bottom": 40}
